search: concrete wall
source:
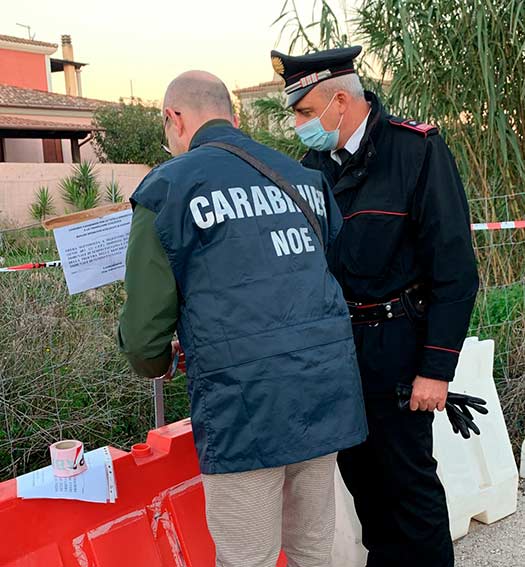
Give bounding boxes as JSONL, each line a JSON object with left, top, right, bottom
{"left": 0, "top": 163, "right": 151, "bottom": 225}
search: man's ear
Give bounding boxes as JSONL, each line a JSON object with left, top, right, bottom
{"left": 166, "top": 107, "right": 184, "bottom": 137}
{"left": 232, "top": 114, "right": 240, "bottom": 128}
{"left": 335, "top": 91, "right": 350, "bottom": 114}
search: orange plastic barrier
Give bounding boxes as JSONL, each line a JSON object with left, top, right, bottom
{"left": 0, "top": 418, "right": 287, "bottom": 566}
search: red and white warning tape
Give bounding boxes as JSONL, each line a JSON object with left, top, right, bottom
{"left": 471, "top": 221, "right": 525, "bottom": 231}
{"left": 0, "top": 261, "right": 62, "bottom": 272}
{"left": 0, "top": 219, "right": 524, "bottom": 273}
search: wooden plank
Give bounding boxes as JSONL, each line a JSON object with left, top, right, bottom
{"left": 43, "top": 139, "right": 64, "bottom": 163}
{"left": 42, "top": 202, "right": 131, "bottom": 230}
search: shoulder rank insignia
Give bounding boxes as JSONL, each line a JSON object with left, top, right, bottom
{"left": 388, "top": 116, "right": 438, "bottom": 137}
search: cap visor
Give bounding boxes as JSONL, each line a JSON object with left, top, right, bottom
{"left": 286, "top": 85, "right": 316, "bottom": 108}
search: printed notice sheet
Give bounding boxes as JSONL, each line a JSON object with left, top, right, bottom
{"left": 16, "top": 447, "right": 117, "bottom": 504}
{"left": 53, "top": 209, "right": 132, "bottom": 295}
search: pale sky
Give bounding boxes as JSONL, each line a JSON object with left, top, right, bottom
{"left": 2, "top": 0, "right": 356, "bottom": 104}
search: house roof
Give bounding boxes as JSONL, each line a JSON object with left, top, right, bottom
{"left": 0, "top": 115, "right": 102, "bottom": 139}
{"left": 0, "top": 115, "right": 101, "bottom": 131}
{"left": 233, "top": 80, "right": 284, "bottom": 96}
{"left": 50, "top": 58, "right": 88, "bottom": 72}
{"left": 0, "top": 84, "right": 112, "bottom": 112}
{"left": 0, "top": 34, "right": 57, "bottom": 49}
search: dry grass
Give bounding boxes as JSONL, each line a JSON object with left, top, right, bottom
{"left": 497, "top": 315, "right": 525, "bottom": 459}
{"left": 0, "top": 228, "right": 189, "bottom": 480}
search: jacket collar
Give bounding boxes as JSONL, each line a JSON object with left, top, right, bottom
{"left": 349, "top": 91, "right": 385, "bottom": 162}
{"left": 332, "top": 91, "right": 387, "bottom": 194}
{"left": 189, "top": 119, "right": 239, "bottom": 150}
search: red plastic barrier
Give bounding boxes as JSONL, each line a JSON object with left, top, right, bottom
{"left": 0, "top": 418, "right": 287, "bottom": 566}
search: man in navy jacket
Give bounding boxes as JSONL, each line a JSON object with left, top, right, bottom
{"left": 119, "top": 70, "right": 367, "bottom": 567}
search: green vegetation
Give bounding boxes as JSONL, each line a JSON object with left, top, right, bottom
{"left": 28, "top": 163, "right": 128, "bottom": 220}
{"left": 59, "top": 161, "right": 101, "bottom": 212}
{"left": 93, "top": 102, "right": 170, "bottom": 167}
{"left": 105, "top": 174, "right": 124, "bottom": 204}
{"left": 29, "top": 186, "right": 56, "bottom": 222}
{"left": 239, "top": 97, "right": 305, "bottom": 160}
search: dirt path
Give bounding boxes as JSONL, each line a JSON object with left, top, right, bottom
{"left": 454, "top": 480, "right": 525, "bottom": 567}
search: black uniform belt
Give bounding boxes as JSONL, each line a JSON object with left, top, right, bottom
{"left": 346, "top": 297, "right": 406, "bottom": 325}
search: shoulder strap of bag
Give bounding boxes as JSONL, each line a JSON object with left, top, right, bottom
{"left": 203, "top": 141, "right": 324, "bottom": 247}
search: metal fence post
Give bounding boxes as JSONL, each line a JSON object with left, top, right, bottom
{"left": 153, "top": 378, "right": 165, "bottom": 428}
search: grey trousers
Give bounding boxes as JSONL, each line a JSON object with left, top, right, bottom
{"left": 201, "top": 453, "right": 337, "bottom": 567}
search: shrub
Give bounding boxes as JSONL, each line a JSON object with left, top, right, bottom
{"left": 59, "top": 162, "right": 101, "bottom": 211}
{"left": 29, "top": 186, "right": 56, "bottom": 221}
{"left": 105, "top": 174, "right": 124, "bottom": 204}
{"left": 93, "top": 102, "right": 170, "bottom": 167}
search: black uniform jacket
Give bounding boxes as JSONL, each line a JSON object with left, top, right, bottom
{"left": 302, "top": 91, "right": 479, "bottom": 382}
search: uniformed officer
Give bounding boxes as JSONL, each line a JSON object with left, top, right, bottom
{"left": 118, "top": 70, "right": 367, "bottom": 567}
{"left": 269, "top": 47, "right": 479, "bottom": 567}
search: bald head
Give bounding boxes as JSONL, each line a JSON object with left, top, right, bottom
{"left": 163, "top": 70, "right": 233, "bottom": 121}
{"left": 162, "top": 70, "right": 235, "bottom": 155}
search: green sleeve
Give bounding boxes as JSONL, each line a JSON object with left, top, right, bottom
{"left": 118, "top": 204, "right": 178, "bottom": 377}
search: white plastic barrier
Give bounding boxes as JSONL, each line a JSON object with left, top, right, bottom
{"left": 520, "top": 441, "right": 525, "bottom": 478}
{"left": 331, "top": 336, "right": 519, "bottom": 566}
{"left": 433, "top": 337, "right": 519, "bottom": 540}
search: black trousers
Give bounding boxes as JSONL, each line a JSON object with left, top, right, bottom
{"left": 338, "top": 317, "right": 454, "bottom": 567}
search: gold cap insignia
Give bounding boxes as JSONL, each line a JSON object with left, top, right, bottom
{"left": 271, "top": 56, "right": 285, "bottom": 76}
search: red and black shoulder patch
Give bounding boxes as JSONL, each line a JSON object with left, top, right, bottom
{"left": 388, "top": 116, "right": 438, "bottom": 137}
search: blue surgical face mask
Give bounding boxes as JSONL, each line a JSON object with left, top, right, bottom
{"left": 295, "top": 94, "right": 344, "bottom": 151}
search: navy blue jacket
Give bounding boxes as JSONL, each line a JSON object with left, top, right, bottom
{"left": 132, "top": 122, "right": 367, "bottom": 473}
{"left": 303, "top": 92, "right": 478, "bottom": 384}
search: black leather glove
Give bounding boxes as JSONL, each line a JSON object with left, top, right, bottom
{"left": 396, "top": 383, "right": 415, "bottom": 411}
{"left": 396, "top": 383, "right": 488, "bottom": 439}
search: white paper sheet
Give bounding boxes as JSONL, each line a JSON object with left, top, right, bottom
{"left": 16, "top": 447, "right": 117, "bottom": 504}
{"left": 53, "top": 209, "right": 132, "bottom": 295}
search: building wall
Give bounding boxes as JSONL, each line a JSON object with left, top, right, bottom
{"left": 2, "top": 138, "right": 99, "bottom": 164}
{"left": 0, "top": 49, "right": 48, "bottom": 90}
{"left": 80, "top": 140, "right": 98, "bottom": 162}
{"left": 60, "top": 139, "right": 72, "bottom": 163}
{"left": 4, "top": 139, "right": 44, "bottom": 162}
{"left": 0, "top": 163, "right": 150, "bottom": 225}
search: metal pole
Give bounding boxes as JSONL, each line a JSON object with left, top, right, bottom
{"left": 153, "top": 378, "right": 165, "bottom": 428}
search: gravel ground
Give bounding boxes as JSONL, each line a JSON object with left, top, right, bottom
{"left": 454, "top": 480, "right": 525, "bottom": 567}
